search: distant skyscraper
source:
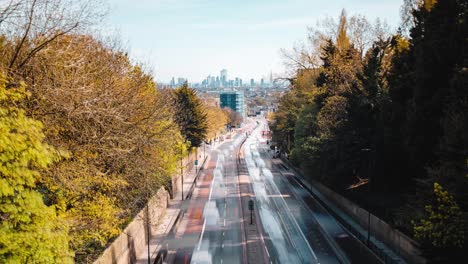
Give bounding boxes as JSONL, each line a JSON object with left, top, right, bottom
{"left": 177, "top": 77, "right": 186, "bottom": 86}
{"left": 220, "top": 69, "right": 227, "bottom": 87}
{"left": 261, "top": 78, "right": 264, "bottom": 87}
{"left": 269, "top": 71, "right": 273, "bottom": 86}
{"left": 170, "top": 77, "right": 175, "bottom": 87}
{"left": 239, "top": 79, "right": 243, "bottom": 87}
{"left": 250, "top": 78, "right": 254, "bottom": 87}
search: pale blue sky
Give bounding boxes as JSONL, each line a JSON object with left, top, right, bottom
{"left": 107, "top": 0, "right": 403, "bottom": 83}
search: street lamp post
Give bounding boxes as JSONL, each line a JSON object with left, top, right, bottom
{"left": 146, "top": 203, "right": 150, "bottom": 264}
{"left": 361, "top": 148, "right": 372, "bottom": 246}
{"left": 144, "top": 174, "right": 151, "bottom": 264}
{"left": 181, "top": 146, "right": 184, "bottom": 201}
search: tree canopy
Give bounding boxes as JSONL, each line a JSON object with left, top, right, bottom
{"left": 173, "top": 83, "right": 208, "bottom": 148}
{"left": 0, "top": 75, "right": 72, "bottom": 263}
{"left": 0, "top": 1, "right": 184, "bottom": 261}
{"left": 272, "top": 2, "right": 467, "bottom": 261}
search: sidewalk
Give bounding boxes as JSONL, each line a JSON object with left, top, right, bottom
{"left": 135, "top": 149, "right": 211, "bottom": 264}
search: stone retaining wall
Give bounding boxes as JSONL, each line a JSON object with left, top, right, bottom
{"left": 309, "top": 178, "right": 425, "bottom": 264}
{"left": 93, "top": 187, "right": 169, "bottom": 264}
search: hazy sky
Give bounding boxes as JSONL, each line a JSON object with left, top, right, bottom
{"left": 107, "top": 0, "right": 403, "bottom": 83}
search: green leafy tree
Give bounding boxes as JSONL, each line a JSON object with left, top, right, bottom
{"left": 0, "top": 75, "right": 72, "bottom": 263}
{"left": 404, "top": 0, "right": 467, "bottom": 180}
{"left": 173, "top": 83, "right": 208, "bottom": 148}
{"left": 413, "top": 182, "right": 464, "bottom": 262}
{"left": 316, "top": 39, "right": 337, "bottom": 88}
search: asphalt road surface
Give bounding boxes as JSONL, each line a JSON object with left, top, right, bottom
{"left": 161, "top": 118, "right": 381, "bottom": 264}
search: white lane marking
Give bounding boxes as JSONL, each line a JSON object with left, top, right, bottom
{"left": 196, "top": 219, "right": 207, "bottom": 251}
{"left": 196, "top": 153, "right": 221, "bottom": 252}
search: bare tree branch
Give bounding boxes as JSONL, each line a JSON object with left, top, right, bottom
{"left": 0, "top": 0, "right": 22, "bottom": 25}
{"left": 8, "top": 0, "right": 37, "bottom": 69}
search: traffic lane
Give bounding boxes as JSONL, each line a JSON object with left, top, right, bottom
{"left": 244, "top": 146, "right": 305, "bottom": 263}
{"left": 277, "top": 169, "right": 382, "bottom": 264}
{"left": 269, "top": 170, "right": 343, "bottom": 264}
{"left": 173, "top": 146, "right": 232, "bottom": 263}
{"left": 171, "top": 161, "right": 217, "bottom": 263}
{"left": 222, "top": 142, "right": 243, "bottom": 264}
{"left": 170, "top": 134, "right": 246, "bottom": 264}
{"left": 251, "top": 176, "right": 302, "bottom": 264}
{"left": 193, "top": 138, "right": 243, "bottom": 264}
{"left": 261, "top": 170, "right": 319, "bottom": 263}
{"left": 261, "top": 131, "right": 382, "bottom": 264}
{"left": 254, "top": 143, "right": 343, "bottom": 264}
{"left": 244, "top": 126, "right": 305, "bottom": 263}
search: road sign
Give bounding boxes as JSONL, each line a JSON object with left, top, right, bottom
{"left": 248, "top": 199, "right": 254, "bottom": 210}
{"left": 248, "top": 199, "right": 254, "bottom": 225}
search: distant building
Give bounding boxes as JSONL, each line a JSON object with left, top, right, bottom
{"left": 220, "top": 91, "right": 245, "bottom": 118}
{"left": 269, "top": 71, "right": 273, "bottom": 86}
{"left": 250, "top": 78, "right": 254, "bottom": 87}
{"left": 260, "top": 78, "right": 264, "bottom": 87}
{"left": 177, "top": 78, "right": 186, "bottom": 86}
{"left": 220, "top": 69, "right": 227, "bottom": 87}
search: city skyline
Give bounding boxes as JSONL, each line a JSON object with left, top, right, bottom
{"left": 107, "top": 0, "right": 403, "bottom": 83}
{"left": 168, "top": 68, "right": 276, "bottom": 88}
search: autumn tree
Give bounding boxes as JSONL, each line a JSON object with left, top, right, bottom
{"left": 0, "top": 74, "right": 72, "bottom": 263}
{"left": 0, "top": 0, "right": 104, "bottom": 74}
{"left": 0, "top": 31, "right": 183, "bottom": 260}
{"left": 0, "top": 0, "right": 185, "bottom": 262}
{"left": 223, "top": 107, "right": 243, "bottom": 128}
{"left": 205, "top": 105, "right": 228, "bottom": 140}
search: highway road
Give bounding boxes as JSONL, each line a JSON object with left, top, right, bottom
{"left": 162, "top": 117, "right": 381, "bottom": 264}
{"left": 163, "top": 126, "right": 253, "bottom": 264}
{"left": 245, "top": 117, "right": 381, "bottom": 264}
{"left": 190, "top": 134, "right": 246, "bottom": 264}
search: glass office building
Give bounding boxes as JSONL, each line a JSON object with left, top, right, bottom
{"left": 220, "top": 91, "right": 245, "bottom": 118}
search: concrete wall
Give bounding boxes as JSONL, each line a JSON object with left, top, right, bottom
{"left": 94, "top": 187, "right": 169, "bottom": 264}
{"left": 310, "top": 179, "right": 425, "bottom": 264}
